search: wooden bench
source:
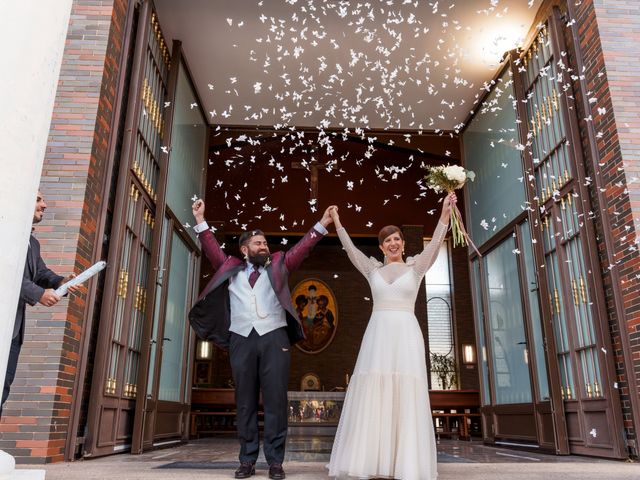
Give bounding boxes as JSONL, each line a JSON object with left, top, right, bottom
{"left": 190, "top": 410, "right": 237, "bottom": 438}
{"left": 429, "top": 390, "right": 481, "bottom": 440}
{"left": 190, "top": 388, "right": 263, "bottom": 438}
{"left": 190, "top": 388, "right": 235, "bottom": 438}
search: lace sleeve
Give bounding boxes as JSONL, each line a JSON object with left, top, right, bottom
{"left": 336, "top": 227, "right": 378, "bottom": 278}
{"left": 411, "top": 221, "right": 449, "bottom": 278}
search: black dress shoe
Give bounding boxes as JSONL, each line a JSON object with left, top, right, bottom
{"left": 234, "top": 462, "right": 255, "bottom": 479}
{"left": 269, "top": 463, "right": 286, "bottom": 479}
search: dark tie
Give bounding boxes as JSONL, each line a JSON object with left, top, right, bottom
{"left": 249, "top": 264, "right": 260, "bottom": 288}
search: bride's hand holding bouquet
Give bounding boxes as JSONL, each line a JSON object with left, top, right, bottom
{"left": 439, "top": 191, "right": 457, "bottom": 226}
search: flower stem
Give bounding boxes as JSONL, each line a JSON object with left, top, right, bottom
{"left": 449, "top": 204, "right": 468, "bottom": 248}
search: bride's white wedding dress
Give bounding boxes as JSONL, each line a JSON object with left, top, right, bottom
{"left": 328, "top": 222, "right": 447, "bottom": 480}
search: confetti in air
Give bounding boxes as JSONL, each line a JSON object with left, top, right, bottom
{"left": 171, "top": 0, "right": 637, "bottom": 299}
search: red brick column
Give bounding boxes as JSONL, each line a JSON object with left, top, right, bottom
{"left": 568, "top": 0, "right": 640, "bottom": 456}
{"left": 0, "top": 0, "right": 129, "bottom": 463}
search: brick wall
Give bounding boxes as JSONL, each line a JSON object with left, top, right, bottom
{"left": 451, "top": 239, "right": 478, "bottom": 390}
{"left": 0, "top": 0, "right": 129, "bottom": 463}
{"left": 565, "top": 0, "right": 640, "bottom": 456}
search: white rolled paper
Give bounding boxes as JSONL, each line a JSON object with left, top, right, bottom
{"left": 55, "top": 260, "right": 107, "bottom": 296}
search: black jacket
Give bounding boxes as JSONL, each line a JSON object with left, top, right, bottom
{"left": 15, "top": 235, "right": 63, "bottom": 342}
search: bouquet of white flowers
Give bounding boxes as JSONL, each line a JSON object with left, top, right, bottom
{"left": 424, "top": 164, "right": 478, "bottom": 251}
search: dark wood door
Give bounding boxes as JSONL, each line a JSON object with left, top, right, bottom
{"left": 133, "top": 216, "right": 199, "bottom": 452}
{"left": 84, "top": 181, "right": 157, "bottom": 457}
{"left": 83, "top": 0, "right": 172, "bottom": 457}
{"left": 468, "top": 16, "right": 625, "bottom": 457}
{"left": 130, "top": 29, "right": 207, "bottom": 453}
{"left": 518, "top": 13, "right": 626, "bottom": 458}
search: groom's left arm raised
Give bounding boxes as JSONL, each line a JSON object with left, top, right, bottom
{"left": 284, "top": 205, "right": 335, "bottom": 272}
{"left": 192, "top": 199, "right": 227, "bottom": 270}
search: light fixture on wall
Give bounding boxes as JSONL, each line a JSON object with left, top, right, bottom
{"left": 196, "top": 339, "right": 213, "bottom": 360}
{"left": 462, "top": 343, "right": 476, "bottom": 365}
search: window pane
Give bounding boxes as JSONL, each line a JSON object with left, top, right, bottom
{"left": 166, "top": 62, "right": 207, "bottom": 242}
{"left": 147, "top": 216, "right": 171, "bottom": 395}
{"left": 485, "top": 237, "right": 532, "bottom": 404}
{"left": 425, "top": 241, "right": 455, "bottom": 389}
{"left": 463, "top": 69, "right": 526, "bottom": 247}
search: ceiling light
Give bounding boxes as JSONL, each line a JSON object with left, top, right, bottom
{"left": 477, "top": 24, "right": 526, "bottom": 68}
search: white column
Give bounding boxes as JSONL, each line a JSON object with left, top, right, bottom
{"left": 0, "top": 1, "right": 73, "bottom": 478}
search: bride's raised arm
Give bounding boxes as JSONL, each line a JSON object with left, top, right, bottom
{"left": 330, "top": 206, "right": 377, "bottom": 278}
{"left": 412, "top": 193, "right": 456, "bottom": 278}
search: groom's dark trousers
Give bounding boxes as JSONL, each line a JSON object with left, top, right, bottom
{"left": 230, "top": 328, "right": 291, "bottom": 464}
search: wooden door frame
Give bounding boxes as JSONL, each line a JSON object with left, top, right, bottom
{"left": 477, "top": 228, "right": 540, "bottom": 447}
{"left": 129, "top": 36, "right": 181, "bottom": 455}
{"left": 83, "top": 0, "right": 173, "bottom": 456}
{"left": 149, "top": 215, "right": 199, "bottom": 444}
{"left": 546, "top": 7, "right": 626, "bottom": 457}
{"left": 463, "top": 9, "right": 626, "bottom": 458}
{"left": 562, "top": 0, "right": 640, "bottom": 449}
{"left": 513, "top": 219, "right": 558, "bottom": 452}
{"left": 83, "top": 0, "right": 152, "bottom": 457}
{"left": 131, "top": 39, "right": 210, "bottom": 452}
{"left": 461, "top": 58, "right": 567, "bottom": 453}
{"left": 508, "top": 46, "right": 570, "bottom": 454}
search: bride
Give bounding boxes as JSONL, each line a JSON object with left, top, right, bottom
{"left": 327, "top": 193, "right": 455, "bottom": 480}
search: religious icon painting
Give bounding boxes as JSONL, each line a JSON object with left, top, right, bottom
{"left": 291, "top": 278, "right": 338, "bottom": 354}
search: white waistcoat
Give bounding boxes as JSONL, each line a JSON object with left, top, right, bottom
{"left": 228, "top": 270, "right": 287, "bottom": 337}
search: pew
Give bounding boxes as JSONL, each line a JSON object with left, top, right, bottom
{"left": 429, "top": 390, "right": 481, "bottom": 440}
{"left": 189, "top": 388, "right": 481, "bottom": 439}
{"left": 190, "top": 388, "right": 265, "bottom": 438}
{"left": 190, "top": 388, "right": 237, "bottom": 438}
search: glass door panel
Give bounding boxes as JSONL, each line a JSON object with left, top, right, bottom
{"left": 472, "top": 259, "right": 491, "bottom": 404}
{"left": 146, "top": 216, "right": 170, "bottom": 394}
{"left": 463, "top": 69, "right": 526, "bottom": 247}
{"left": 157, "top": 231, "right": 192, "bottom": 402}
{"left": 519, "top": 220, "right": 550, "bottom": 401}
{"left": 485, "top": 237, "right": 532, "bottom": 404}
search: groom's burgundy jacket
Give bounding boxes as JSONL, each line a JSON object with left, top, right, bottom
{"left": 188, "top": 226, "right": 324, "bottom": 349}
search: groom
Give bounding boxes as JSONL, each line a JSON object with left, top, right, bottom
{"left": 189, "top": 199, "right": 335, "bottom": 479}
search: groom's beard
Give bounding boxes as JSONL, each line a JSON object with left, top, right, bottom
{"left": 248, "top": 252, "right": 271, "bottom": 267}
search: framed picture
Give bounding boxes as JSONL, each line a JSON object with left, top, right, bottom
{"left": 194, "top": 361, "right": 211, "bottom": 386}
{"left": 291, "top": 278, "right": 338, "bottom": 354}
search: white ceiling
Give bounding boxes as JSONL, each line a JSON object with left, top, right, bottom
{"left": 155, "top": 0, "right": 541, "bottom": 131}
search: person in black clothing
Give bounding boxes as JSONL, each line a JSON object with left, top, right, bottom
{"left": 1, "top": 190, "right": 78, "bottom": 417}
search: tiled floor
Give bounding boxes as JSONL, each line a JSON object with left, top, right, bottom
{"left": 28, "top": 435, "right": 640, "bottom": 480}
{"left": 149, "top": 435, "right": 620, "bottom": 465}
{"left": 434, "top": 440, "right": 616, "bottom": 463}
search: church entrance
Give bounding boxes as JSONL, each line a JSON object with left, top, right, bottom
{"left": 78, "top": 0, "right": 628, "bottom": 461}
